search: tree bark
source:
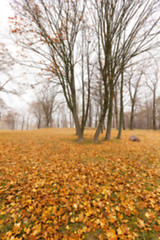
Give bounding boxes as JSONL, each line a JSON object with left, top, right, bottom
{"left": 73, "top": 111, "right": 84, "bottom": 141}
{"left": 94, "top": 114, "right": 106, "bottom": 142}
{"left": 88, "top": 103, "right": 92, "bottom": 127}
{"left": 104, "top": 83, "right": 114, "bottom": 141}
{"left": 123, "top": 114, "right": 126, "bottom": 130}
{"left": 117, "top": 70, "right": 124, "bottom": 139}
{"left": 94, "top": 93, "right": 108, "bottom": 142}
{"left": 114, "top": 90, "right": 119, "bottom": 129}
{"left": 153, "top": 90, "right": 156, "bottom": 130}
{"left": 130, "top": 102, "right": 135, "bottom": 130}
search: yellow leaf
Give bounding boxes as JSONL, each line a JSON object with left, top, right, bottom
{"left": 117, "top": 227, "right": 123, "bottom": 235}
{"left": 106, "top": 228, "right": 117, "bottom": 240}
{"left": 137, "top": 219, "right": 145, "bottom": 228}
{"left": 32, "top": 224, "right": 41, "bottom": 236}
{"left": 78, "top": 212, "right": 84, "bottom": 222}
{"left": 66, "top": 225, "right": 70, "bottom": 230}
{"left": 73, "top": 203, "right": 78, "bottom": 209}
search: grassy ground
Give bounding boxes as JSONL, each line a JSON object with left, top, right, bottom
{"left": 0, "top": 128, "right": 160, "bottom": 239}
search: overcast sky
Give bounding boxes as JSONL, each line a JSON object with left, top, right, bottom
{"left": 0, "top": 0, "right": 35, "bottom": 113}
{"left": 0, "top": 0, "right": 159, "bottom": 116}
{"left": 0, "top": 0, "right": 12, "bottom": 32}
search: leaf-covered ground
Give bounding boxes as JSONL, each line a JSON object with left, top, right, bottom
{"left": 0, "top": 129, "right": 160, "bottom": 240}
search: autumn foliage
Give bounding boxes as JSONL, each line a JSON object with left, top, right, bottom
{"left": 0, "top": 129, "right": 160, "bottom": 239}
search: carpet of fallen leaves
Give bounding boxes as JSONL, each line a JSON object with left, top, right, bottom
{"left": 0, "top": 128, "right": 160, "bottom": 240}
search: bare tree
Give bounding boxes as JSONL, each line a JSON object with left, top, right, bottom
{"left": 0, "top": 99, "right": 8, "bottom": 124}
{"left": 30, "top": 101, "right": 43, "bottom": 129}
{"left": 114, "top": 86, "right": 119, "bottom": 130}
{"left": 146, "top": 57, "right": 159, "bottom": 130}
{"left": 9, "top": 0, "right": 160, "bottom": 141}
{"left": 0, "top": 43, "right": 16, "bottom": 94}
{"left": 127, "top": 65, "right": 143, "bottom": 130}
{"left": 31, "top": 85, "right": 57, "bottom": 128}
{"left": 38, "top": 87, "right": 57, "bottom": 128}
{"left": 156, "top": 96, "right": 160, "bottom": 129}
{"left": 5, "top": 111, "right": 17, "bottom": 130}
{"left": 10, "top": 0, "right": 94, "bottom": 141}
{"left": 117, "top": 69, "right": 124, "bottom": 139}
{"left": 91, "top": 0, "right": 160, "bottom": 142}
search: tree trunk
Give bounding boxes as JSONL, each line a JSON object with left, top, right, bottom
{"left": 46, "top": 119, "right": 50, "bottom": 128}
{"left": 70, "top": 112, "right": 72, "bottom": 128}
{"left": 130, "top": 103, "right": 135, "bottom": 130}
{"left": 26, "top": 116, "right": 30, "bottom": 130}
{"left": 101, "top": 123, "right": 104, "bottom": 133}
{"left": 123, "top": 114, "right": 126, "bottom": 130}
{"left": 73, "top": 113, "right": 84, "bottom": 141}
{"left": 117, "top": 108, "right": 123, "bottom": 139}
{"left": 37, "top": 118, "right": 41, "bottom": 129}
{"left": 88, "top": 103, "right": 92, "bottom": 127}
{"left": 104, "top": 85, "right": 114, "bottom": 141}
{"left": 94, "top": 105, "right": 108, "bottom": 142}
{"left": 146, "top": 103, "right": 149, "bottom": 129}
{"left": 95, "top": 108, "right": 99, "bottom": 128}
{"left": 21, "top": 117, "right": 25, "bottom": 130}
{"left": 104, "top": 104, "right": 113, "bottom": 140}
{"left": 117, "top": 71, "right": 124, "bottom": 139}
{"left": 94, "top": 116, "right": 105, "bottom": 142}
{"left": 153, "top": 91, "right": 156, "bottom": 130}
{"left": 114, "top": 90, "right": 119, "bottom": 129}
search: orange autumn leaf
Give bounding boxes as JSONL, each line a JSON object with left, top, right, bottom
{"left": 0, "top": 129, "right": 159, "bottom": 239}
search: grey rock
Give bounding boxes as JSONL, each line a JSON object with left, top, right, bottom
{"left": 129, "top": 134, "right": 140, "bottom": 142}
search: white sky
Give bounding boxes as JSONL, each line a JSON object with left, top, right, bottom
{"left": 0, "top": 0, "right": 159, "bottom": 116}
{"left": 0, "top": 0, "right": 12, "bottom": 32}
{"left": 0, "top": 0, "right": 34, "bottom": 114}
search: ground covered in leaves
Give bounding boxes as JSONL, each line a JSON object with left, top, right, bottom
{"left": 0, "top": 129, "right": 160, "bottom": 240}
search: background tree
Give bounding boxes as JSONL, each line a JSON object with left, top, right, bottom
{"left": 4, "top": 111, "right": 17, "bottom": 130}
{"left": 30, "top": 101, "right": 43, "bottom": 129}
{"left": 10, "top": 0, "right": 95, "bottom": 141}
{"left": 127, "top": 64, "right": 143, "bottom": 130}
{"left": 0, "top": 42, "right": 16, "bottom": 94}
{"left": 91, "top": 0, "right": 160, "bottom": 142}
{"left": 145, "top": 55, "right": 160, "bottom": 130}
{"left": 37, "top": 87, "right": 57, "bottom": 128}
{"left": 0, "top": 98, "right": 7, "bottom": 119}
{"left": 9, "top": 0, "right": 160, "bottom": 141}
{"left": 31, "top": 85, "right": 57, "bottom": 128}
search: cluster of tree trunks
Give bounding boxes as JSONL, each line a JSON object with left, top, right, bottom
{"left": 8, "top": 0, "right": 160, "bottom": 141}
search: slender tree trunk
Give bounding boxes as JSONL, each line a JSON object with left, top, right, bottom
{"left": 146, "top": 103, "right": 149, "bottom": 129}
{"left": 88, "top": 103, "right": 92, "bottom": 127}
{"left": 70, "top": 112, "right": 72, "bottom": 128}
{"left": 94, "top": 115, "right": 105, "bottom": 142}
{"left": 46, "top": 119, "right": 50, "bottom": 128}
{"left": 104, "top": 84, "right": 114, "bottom": 141}
{"left": 37, "top": 118, "right": 41, "bottom": 129}
{"left": 21, "top": 117, "right": 25, "bottom": 130}
{"left": 95, "top": 107, "right": 99, "bottom": 128}
{"left": 130, "top": 103, "right": 135, "bottom": 130}
{"left": 117, "top": 107, "right": 123, "bottom": 139}
{"left": 153, "top": 90, "right": 156, "bottom": 130}
{"left": 94, "top": 103, "right": 108, "bottom": 142}
{"left": 114, "top": 90, "right": 119, "bottom": 129}
{"left": 117, "top": 71, "right": 124, "bottom": 139}
{"left": 101, "top": 120, "right": 105, "bottom": 133}
{"left": 57, "top": 116, "right": 60, "bottom": 128}
{"left": 73, "top": 111, "right": 83, "bottom": 141}
{"left": 104, "top": 103, "right": 113, "bottom": 140}
{"left": 123, "top": 114, "right": 126, "bottom": 130}
{"left": 26, "top": 115, "right": 30, "bottom": 130}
